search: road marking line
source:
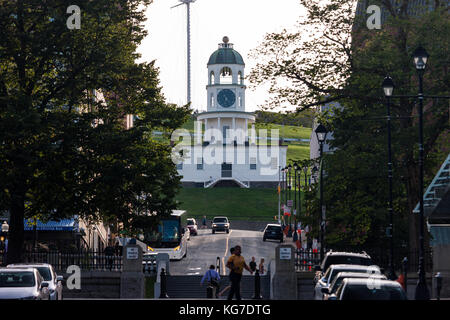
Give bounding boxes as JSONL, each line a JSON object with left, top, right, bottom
{"left": 222, "top": 230, "right": 232, "bottom": 275}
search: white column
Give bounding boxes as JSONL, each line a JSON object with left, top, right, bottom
{"left": 245, "top": 118, "right": 248, "bottom": 143}
{"left": 218, "top": 117, "right": 221, "bottom": 142}
{"left": 205, "top": 118, "right": 208, "bottom": 141}
{"left": 197, "top": 119, "right": 202, "bottom": 144}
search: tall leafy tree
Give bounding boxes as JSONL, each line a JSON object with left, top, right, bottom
{"left": 0, "top": 0, "right": 190, "bottom": 263}
{"left": 249, "top": 0, "right": 449, "bottom": 254}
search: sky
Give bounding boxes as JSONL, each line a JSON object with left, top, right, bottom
{"left": 137, "top": 0, "right": 306, "bottom": 112}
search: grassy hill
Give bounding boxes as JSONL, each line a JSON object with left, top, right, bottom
{"left": 176, "top": 187, "right": 280, "bottom": 221}
{"left": 175, "top": 116, "right": 311, "bottom": 220}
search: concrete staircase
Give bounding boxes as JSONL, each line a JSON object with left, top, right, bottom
{"left": 165, "top": 274, "right": 270, "bottom": 299}
{"left": 61, "top": 271, "right": 121, "bottom": 299}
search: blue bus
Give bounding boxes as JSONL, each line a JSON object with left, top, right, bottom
{"left": 143, "top": 210, "right": 188, "bottom": 260}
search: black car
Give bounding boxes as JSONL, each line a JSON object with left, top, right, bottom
{"left": 263, "top": 224, "right": 283, "bottom": 243}
{"left": 212, "top": 217, "right": 230, "bottom": 234}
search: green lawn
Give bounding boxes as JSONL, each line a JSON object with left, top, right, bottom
{"left": 176, "top": 188, "right": 281, "bottom": 221}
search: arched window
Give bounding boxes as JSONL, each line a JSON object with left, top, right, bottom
{"left": 238, "top": 71, "right": 244, "bottom": 85}
{"left": 210, "top": 93, "right": 215, "bottom": 107}
{"left": 220, "top": 67, "right": 232, "bottom": 84}
{"left": 210, "top": 72, "right": 215, "bottom": 85}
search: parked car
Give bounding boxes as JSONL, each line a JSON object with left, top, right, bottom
{"left": 7, "top": 263, "right": 63, "bottom": 300}
{"left": 313, "top": 251, "right": 373, "bottom": 285}
{"left": 263, "top": 224, "right": 283, "bottom": 243}
{"left": 184, "top": 226, "right": 191, "bottom": 240}
{"left": 334, "top": 278, "right": 407, "bottom": 300}
{"left": 314, "top": 264, "right": 381, "bottom": 300}
{"left": 186, "top": 218, "right": 198, "bottom": 236}
{"left": 0, "top": 267, "right": 50, "bottom": 300}
{"left": 211, "top": 217, "right": 230, "bottom": 234}
{"left": 322, "top": 271, "right": 387, "bottom": 300}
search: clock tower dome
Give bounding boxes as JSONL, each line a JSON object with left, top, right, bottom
{"left": 206, "top": 36, "right": 246, "bottom": 111}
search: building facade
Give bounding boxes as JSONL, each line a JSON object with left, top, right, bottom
{"left": 177, "top": 37, "right": 287, "bottom": 188}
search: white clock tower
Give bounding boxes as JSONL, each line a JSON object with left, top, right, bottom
{"left": 177, "top": 37, "right": 287, "bottom": 188}
{"left": 197, "top": 36, "right": 255, "bottom": 144}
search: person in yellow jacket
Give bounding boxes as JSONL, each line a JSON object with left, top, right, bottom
{"left": 226, "top": 245, "right": 253, "bottom": 300}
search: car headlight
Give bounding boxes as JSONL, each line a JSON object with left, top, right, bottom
{"left": 212, "top": 224, "right": 217, "bottom": 227}
{"left": 147, "top": 246, "right": 154, "bottom": 252}
{"left": 174, "top": 246, "right": 180, "bottom": 251}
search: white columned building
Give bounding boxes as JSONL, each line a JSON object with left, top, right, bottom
{"left": 177, "top": 37, "right": 287, "bottom": 188}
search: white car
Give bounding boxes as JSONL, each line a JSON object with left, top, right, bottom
{"left": 7, "top": 263, "right": 63, "bottom": 300}
{"left": 314, "top": 264, "right": 381, "bottom": 300}
{"left": 322, "top": 272, "right": 387, "bottom": 300}
{"left": 0, "top": 267, "right": 50, "bottom": 300}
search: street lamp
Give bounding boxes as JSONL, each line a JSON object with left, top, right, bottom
{"left": 315, "top": 124, "right": 328, "bottom": 261}
{"left": 287, "top": 164, "right": 293, "bottom": 237}
{"left": 382, "top": 76, "right": 397, "bottom": 281}
{"left": 413, "top": 45, "right": 430, "bottom": 300}
{"left": 293, "top": 162, "right": 299, "bottom": 242}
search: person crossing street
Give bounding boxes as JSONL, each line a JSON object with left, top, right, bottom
{"left": 200, "top": 265, "right": 221, "bottom": 298}
{"left": 226, "top": 245, "right": 253, "bottom": 300}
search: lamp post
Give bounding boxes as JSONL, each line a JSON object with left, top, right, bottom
{"left": 315, "top": 124, "right": 328, "bottom": 261}
{"left": 382, "top": 75, "right": 397, "bottom": 281}
{"left": 287, "top": 164, "right": 293, "bottom": 237}
{"left": 1, "top": 221, "right": 9, "bottom": 265}
{"left": 413, "top": 45, "right": 430, "bottom": 300}
{"left": 293, "top": 162, "right": 299, "bottom": 242}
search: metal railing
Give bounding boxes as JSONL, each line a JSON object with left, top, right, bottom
{"left": 294, "top": 247, "right": 433, "bottom": 274}
{"left": 295, "top": 248, "right": 321, "bottom": 272}
{"left": 19, "top": 250, "right": 123, "bottom": 271}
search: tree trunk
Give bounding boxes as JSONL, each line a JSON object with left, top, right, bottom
{"left": 6, "top": 191, "right": 26, "bottom": 264}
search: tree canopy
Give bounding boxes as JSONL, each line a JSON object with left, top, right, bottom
{"left": 250, "top": 0, "right": 449, "bottom": 255}
{"left": 0, "top": 0, "right": 190, "bottom": 262}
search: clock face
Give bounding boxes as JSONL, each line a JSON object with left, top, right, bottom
{"left": 217, "top": 89, "right": 236, "bottom": 108}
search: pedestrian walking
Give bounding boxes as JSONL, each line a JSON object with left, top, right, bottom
{"left": 259, "top": 258, "right": 265, "bottom": 275}
{"left": 104, "top": 242, "right": 115, "bottom": 270}
{"left": 202, "top": 215, "right": 207, "bottom": 229}
{"left": 218, "top": 247, "right": 235, "bottom": 297}
{"left": 201, "top": 265, "right": 221, "bottom": 298}
{"left": 249, "top": 257, "right": 257, "bottom": 273}
{"left": 226, "top": 245, "right": 253, "bottom": 300}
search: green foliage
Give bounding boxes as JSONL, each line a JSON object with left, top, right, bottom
{"left": 249, "top": 0, "right": 449, "bottom": 251}
{"left": 0, "top": 0, "right": 191, "bottom": 261}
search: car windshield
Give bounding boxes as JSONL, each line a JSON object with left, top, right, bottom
{"left": 329, "top": 268, "right": 378, "bottom": 284}
{"left": 266, "top": 226, "right": 281, "bottom": 232}
{"left": 0, "top": 271, "right": 35, "bottom": 287}
{"left": 214, "top": 218, "right": 227, "bottom": 223}
{"left": 342, "top": 284, "right": 406, "bottom": 300}
{"left": 187, "top": 220, "right": 195, "bottom": 225}
{"left": 323, "top": 255, "right": 372, "bottom": 271}
{"left": 36, "top": 267, "right": 52, "bottom": 281}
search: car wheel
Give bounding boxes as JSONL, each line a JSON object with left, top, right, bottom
{"left": 263, "top": 237, "right": 266, "bottom": 242}
{"left": 212, "top": 230, "right": 215, "bottom": 234}
{"left": 280, "top": 238, "right": 283, "bottom": 243}
{"left": 226, "top": 229, "right": 229, "bottom": 234}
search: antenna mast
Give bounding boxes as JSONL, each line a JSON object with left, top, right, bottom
{"left": 171, "top": 0, "right": 197, "bottom": 106}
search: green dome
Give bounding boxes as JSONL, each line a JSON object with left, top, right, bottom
{"left": 207, "top": 47, "right": 245, "bottom": 66}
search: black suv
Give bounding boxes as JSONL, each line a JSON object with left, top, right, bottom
{"left": 263, "top": 224, "right": 283, "bottom": 243}
{"left": 212, "top": 216, "right": 230, "bottom": 234}
{"left": 313, "top": 251, "right": 373, "bottom": 285}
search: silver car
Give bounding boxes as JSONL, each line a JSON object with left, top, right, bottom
{"left": 335, "top": 278, "right": 407, "bottom": 300}
{"left": 322, "top": 272, "right": 387, "bottom": 300}
{"left": 0, "top": 267, "right": 50, "bottom": 300}
{"left": 7, "top": 263, "right": 63, "bottom": 300}
{"left": 314, "top": 264, "right": 381, "bottom": 300}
